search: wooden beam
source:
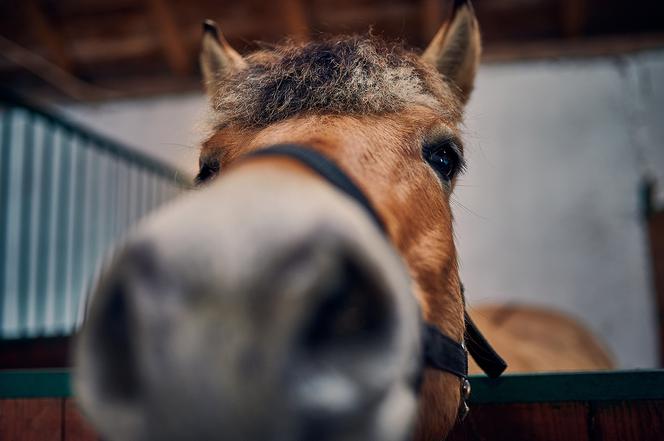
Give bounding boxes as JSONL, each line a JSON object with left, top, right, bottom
{"left": 482, "top": 32, "right": 664, "bottom": 63}
{"left": 560, "top": 0, "right": 587, "bottom": 38}
{"left": 0, "top": 336, "right": 70, "bottom": 369}
{"left": 420, "top": 0, "right": 445, "bottom": 45}
{"left": 0, "top": 34, "right": 119, "bottom": 101}
{"left": 23, "top": 0, "right": 74, "bottom": 73}
{"left": 58, "top": 22, "right": 280, "bottom": 66}
{"left": 281, "top": 0, "right": 309, "bottom": 41}
{"left": 146, "top": 0, "right": 190, "bottom": 76}
{"left": 313, "top": 4, "right": 417, "bottom": 28}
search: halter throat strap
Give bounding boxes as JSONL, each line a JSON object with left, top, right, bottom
{"left": 245, "top": 144, "right": 506, "bottom": 379}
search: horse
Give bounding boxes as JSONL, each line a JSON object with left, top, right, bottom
{"left": 74, "top": 1, "right": 612, "bottom": 440}
{"left": 469, "top": 304, "right": 613, "bottom": 373}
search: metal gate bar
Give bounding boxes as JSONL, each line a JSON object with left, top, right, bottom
{"left": 0, "top": 91, "right": 190, "bottom": 339}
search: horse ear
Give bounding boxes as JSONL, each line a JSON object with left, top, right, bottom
{"left": 421, "top": 0, "right": 481, "bottom": 105}
{"left": 200, "top": 20, "right": 247, "bottom": 96}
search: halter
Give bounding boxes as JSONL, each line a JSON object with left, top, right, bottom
{"left": 244, "top": 144, "right": 506, "bottom": 419}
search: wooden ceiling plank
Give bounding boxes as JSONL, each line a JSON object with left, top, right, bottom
{"left": 146, "top": 0, "right": 191, "bottom": 75}
{"left": 280, "top": 0, "right": 310, "bottom": 41}
{"left": 69, "top": 35, "right": 159, "bottom": 64}
{"left": 420, "top": 0, "right": 445, "bottom": 45}
{"left": 311, "top": 3, "right": 417, "bottom": 29}
{"left": 23, "top": 0, "right": 74, "bottom": 73}
{"left": 560, "top": 0, "right": 587, "bottom": 38}
{"left": 66, "top": 21, "right": 283, "bottom": 65}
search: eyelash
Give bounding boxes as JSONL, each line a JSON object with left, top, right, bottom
{"left": 194, "top": 159, "right": 220, "bottom": 185}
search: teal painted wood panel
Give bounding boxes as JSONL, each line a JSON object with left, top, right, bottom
{"left": 2, "top": 369, "right": 664, "bottom": 403}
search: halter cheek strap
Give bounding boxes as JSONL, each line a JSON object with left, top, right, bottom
{"left": 243, "top": 144, "right": 506, "bottom": 398}
{"left": 423, "top": 323, "right": 468, "bottom": 378}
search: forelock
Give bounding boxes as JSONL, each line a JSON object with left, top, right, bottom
{"left": 207, "top": 36, "right": 460, "bottom": 129}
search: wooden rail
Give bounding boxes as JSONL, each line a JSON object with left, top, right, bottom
{"left": 1, "top": 370, "right": 663, "bottom": 440}
{"left": 448, "top": 371, "right": 664, "bottom": 441}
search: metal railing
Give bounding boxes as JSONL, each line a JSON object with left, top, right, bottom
{"left": 0, "top": 91, "right": 190, "bottom": 339}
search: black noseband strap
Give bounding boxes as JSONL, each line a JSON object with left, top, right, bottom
{"left": 423, "top": 324, "right": 468, "bottom": 378}
{"left": 244, "top": 144, "right": 506, "bottom": 380}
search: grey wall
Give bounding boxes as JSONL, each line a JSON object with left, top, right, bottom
{"left": 61, "top": 49, "right": 664, "bottom": 368}
{"left": 59, "top": 94, "right": 204, "bottom": 174}
{"left": 457, "top": 51, "right": 664, "bottom": 369}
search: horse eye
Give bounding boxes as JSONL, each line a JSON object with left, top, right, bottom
{"left": 423, "top": 141, "right": 464, "bottom": 182}
{"left": 195, "top": 158, "right": 220, "bottom": 185}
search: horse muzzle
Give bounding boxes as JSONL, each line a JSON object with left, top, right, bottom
{"left": 74, "top": 153, "right": 422, "bottom": 441}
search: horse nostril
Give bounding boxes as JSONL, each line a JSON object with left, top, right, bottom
{"left": 93, "top": 277, "right": 140, "bottom": 399}
{"left": 77, "top": 240, "right": 163, "bottom": 406}
{"left": 123, "top": 240, "right": 161, "bottom": 284}
{"left": 300, "top": 254, "right": 393, "bottom": 353}
{"left": 78, "top": 260, "right": 142, "bottom": 409}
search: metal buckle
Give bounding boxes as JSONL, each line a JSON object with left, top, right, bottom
{"left": 458, "top": 399, "right": 470, "bottom": 421}
{"left": 458, "top": 378, "right": 471, "bottom": 421}
{"left": 461, "top": 378, "right": 471, "bottom": 399}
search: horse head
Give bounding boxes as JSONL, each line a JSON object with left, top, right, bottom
{"left": 75, "top": 1, "right": 483, "bottom": 440}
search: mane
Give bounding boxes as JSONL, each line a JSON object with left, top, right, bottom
{"left": 208, "top": 35, "right": 459, "bottom": 129}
